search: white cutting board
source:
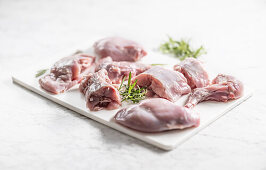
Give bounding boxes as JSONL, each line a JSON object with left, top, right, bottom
{"left": 12, "top": 48, "right": 252, "bottom": 150}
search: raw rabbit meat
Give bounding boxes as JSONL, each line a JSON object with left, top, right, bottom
{"left": 174, "top": 58, "right": 209, "bottom": 89}
{"left": 79, "top": 69, "right": 121, "bottom": 111}
{"left": 114, "top": 98, "right": 200, "bottom": 132}
{"left": 95, "top": 57, "right": 151, "bottom": 84}
{"left": 39, "top": 53, "right": 95, "bottom": 94}
{"left": 133, "top": 66, "right": 191, "bottom": 102}
{"left": 94, "top": 37, "right": 147, "bottom": 62}
{"left": 185, "top": 74, "right": 244, "bottom": 108}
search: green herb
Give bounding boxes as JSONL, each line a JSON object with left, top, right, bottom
{"left": 35, "top": 69, "right": 48, "bottom": 78}
{"left": 119, "top": 72, "right": 147, "bottom": 103}
{"left": 160, "top": 36, "right": 206, "bottom": 60}
{"left": 150, "top": 64, "right": 167, "bottom": 66}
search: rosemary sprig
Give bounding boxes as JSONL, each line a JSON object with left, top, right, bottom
{"left": 35, "top": 69, "right": 48, "bottom": 78}
{"left": 119, "top": 72, "right": 147, "bottom": 103}
{"left": 150, "top": 64, "right": 167, "bottom": 66}
{"left": 160, "top": 36, "right": 206, "bottom": 60}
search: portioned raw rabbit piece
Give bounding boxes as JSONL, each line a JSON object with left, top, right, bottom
{"left": 95, "top": 57, "right": 151, "bottom": 84}
{"left": 174, "top": 58, "right": 210, "bottom": 89}
{"left": 39, "top": 53, "right": 95, "bottom": 94}
{"left": 94, "top": 37, "right": 147, "bottom": 62}
{"left": 114, "top": 98, "right": 200, "bottom": 132}
{"left": 133, "top": 66, "right": 191, "bottom": 102}
{"left": 79, "top": 69, "right": 121, "bottom": 111}
{"left": 185, "top": 74, "right": 244, "bottom": 108}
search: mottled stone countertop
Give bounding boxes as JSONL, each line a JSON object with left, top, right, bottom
{"left": 0, "top": 0, "right": 265, "bottom": 169}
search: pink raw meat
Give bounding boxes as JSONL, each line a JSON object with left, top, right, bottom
{"left": 95, "top": 57, "right": 151, "bottom": 84}
{"left": 185, "top": 74, "right": 244, "bottom": 108}
{"left": 114, "top": 98, "right": 200, "bottom": 132}
{"left": 174, "top": 58, "right": 209, "bottom": 89}
{"left": 39, "top": 53, "right": 95, "bottom": 94}
{"left": 133, "top": 66, "right": 191, "bottom": 102}
{"left": 79, "top": 69, "right": 121, "bottom": 111}
{"left": 94, "top": 37, "right": 147, "bottom": 62}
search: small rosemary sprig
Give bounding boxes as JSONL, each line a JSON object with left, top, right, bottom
{"left": 119, "top": 72, "right": 147, "bottom": 103}
{"left": 160, "top": 36, "right": 206, "bottom": 60}
{"left": 150, "top": 64, "right": 167, "bottom": 66}
{"left": 35, "top": 69, "right": 48, "bottom": 78}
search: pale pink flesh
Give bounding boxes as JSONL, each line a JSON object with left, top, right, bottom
{"left": 39, "top": 53, "right": 95, "bottom": 94}
{"left": 94, "top": 37, "right": 147, "bottom": 62}
{"left": 185, "top": 74, "right": 244, "bottom": 108}
{"left": 114, "top": 98, "right": 200, "bottom": 132}
{"left": 95, "top": 57, "right": 151, "bottom": 84}
{"left": 133, "top": 66, "right": 191, "bottom": 102}
{"left": 174, "top": 58, "right": 210, "bottom": 89}
{"left": 79, "top": 69, "right": 121, "bottom": 111}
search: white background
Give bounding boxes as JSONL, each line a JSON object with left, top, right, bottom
{"left": 0, "top": 0, "right": 266, "bottom": 169}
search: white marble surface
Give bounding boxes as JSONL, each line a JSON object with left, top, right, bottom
{"left": 0, "top": 0, "right": 266, "bottom": 169}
